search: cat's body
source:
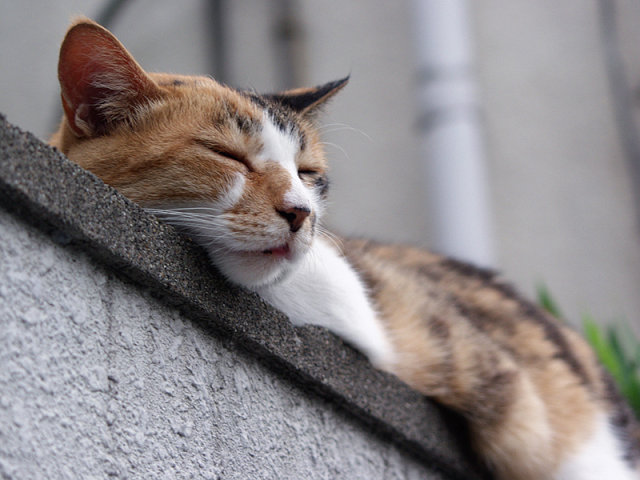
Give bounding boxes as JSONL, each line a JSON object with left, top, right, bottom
{"left": 50, "top": 18, "right": 640, "bottom": 479}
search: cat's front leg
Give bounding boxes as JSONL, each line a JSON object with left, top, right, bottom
{"left": 256, "top": 238, "right": 396, "bottom": 369}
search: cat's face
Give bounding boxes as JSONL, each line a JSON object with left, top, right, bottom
{"left": 51, "top": 18, "right": 346, "bottom": 288}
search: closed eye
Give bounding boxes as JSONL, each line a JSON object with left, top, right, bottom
{"left": 195, "top": 138, "right": 250, "bottom": 169}
{"left": 298, "top": 169, "right": 329, "bottom": 196}
{"left": 298, "top": 169, "right": 320, "bottom": 178}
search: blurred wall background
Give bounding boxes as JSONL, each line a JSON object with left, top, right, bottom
{"left": 2, "top": 0, "right": 639, "bottom": 329}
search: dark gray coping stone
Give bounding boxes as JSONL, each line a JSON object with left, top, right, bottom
{"left": 0, "top": 114, "right": 490, "bottom": 480}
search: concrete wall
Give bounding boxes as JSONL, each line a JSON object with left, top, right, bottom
{"left": 0, "top": 208, "right": 440, "bottom": 480}
{"left": 1, "top": 1, "right": 638, "bottom": 327}
{"left": 0, "top": 116, "right": 487, "bottom": 479}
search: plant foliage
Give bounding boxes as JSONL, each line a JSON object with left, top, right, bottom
{"left": 537, "top": 284, "right": 640, "bottom": 419}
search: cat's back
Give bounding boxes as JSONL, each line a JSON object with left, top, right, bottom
{"left": 341, "top": 237, "right": 640, "bottom": 478}
{"left": 342, "top": 237, "right": 604, "bottom": 387}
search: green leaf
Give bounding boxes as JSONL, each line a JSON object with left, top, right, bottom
{"left": 583, "top": 315, "right": 623, "bottom": 385}
{"left": 607, "top": 328, "right": 627, "bottom": 368}
{"left": 536, "top": 284, "right": 563, "bottom": 319}
{"left": 538, "top": 284, "right": 640, "bottom": 420}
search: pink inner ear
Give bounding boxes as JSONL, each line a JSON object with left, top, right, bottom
{"left": 58, "top": 23, "right": 159, "bottom": 136}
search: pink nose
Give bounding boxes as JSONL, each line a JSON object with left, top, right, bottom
{"left": 277, "top": 206, "right": 311, "bottom": 232}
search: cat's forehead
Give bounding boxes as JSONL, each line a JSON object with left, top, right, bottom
{"left": 257, "top": 111, "right": 300, "bottom": 172}
{"left": 243, "top": 93, "right": 299, "bottom": 133}
{"left": 153, "top": 73, "right": 312, "bottom": 164}
{"left": 222, "top": 89, "right": 309, "bottom": 154}
{"left": 255, "top": 100, "right": 308, "bottom": 153}
{"left": 153, "top": 73, "right": 306, "bottom": 140}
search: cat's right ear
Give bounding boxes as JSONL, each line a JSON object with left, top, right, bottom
{"left": 57, "top": 18, "right": 162, "bottom": 137}
{"left": 266, "top": 76, "right": 349, "bottom": 118}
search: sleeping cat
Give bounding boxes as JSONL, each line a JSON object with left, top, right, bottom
{"left": 50, "top": 18, "right": 640, "bottom": 479}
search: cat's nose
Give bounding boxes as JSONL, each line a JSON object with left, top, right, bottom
{"left": 277, "top": 206, "right": 311, "bottom": 233}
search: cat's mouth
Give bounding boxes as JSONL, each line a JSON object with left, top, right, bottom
{"left": 234, "top": 238, "right": 311, "bottom": 264}
{"left": 261, "top": 244, "right": 291, "bottom": 258}
{"left": 232, "top": 242, "right": 295, "bottom": 261}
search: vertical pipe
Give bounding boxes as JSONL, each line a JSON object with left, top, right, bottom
{"left": 273, "top": 0, "right": 306, "bottom": 90}
{"left": 207, "top": 0, "right": 228, "bottom": 83}
{"left": 411, "top": 0, "right": 495, "bottom": 266}
{"left": 597, "top": 0, "right": 640, "bottom": 231}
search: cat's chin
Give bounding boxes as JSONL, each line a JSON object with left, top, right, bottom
{"left": 209, "top": 244, "right": 308, "bottom": 289}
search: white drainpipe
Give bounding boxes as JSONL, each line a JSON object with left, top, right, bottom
{"left": 411, "top": 0, "right": 495, "bottom": 267}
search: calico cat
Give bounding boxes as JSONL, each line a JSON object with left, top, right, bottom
{"left": 50, "top": 18, "right": 640, "bottom": 479}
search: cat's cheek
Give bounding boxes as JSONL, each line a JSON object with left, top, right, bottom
{"left": 216, "top": 173, "right": 246, "bottom": 212}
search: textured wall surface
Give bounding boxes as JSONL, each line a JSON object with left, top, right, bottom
{"left": 0, "top": 115, "right": 487, "bottom": 479}
{"left": 0, "top": 209, "right": 442, "bottom": 479}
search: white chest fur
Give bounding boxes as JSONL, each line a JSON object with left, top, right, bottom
{"left": 255, "top": 238, "right": 396, "bottom": 369}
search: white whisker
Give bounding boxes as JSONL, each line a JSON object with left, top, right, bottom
{"left": 320, "top": 141, "right": 351, "bottom": 162}
{"left": 318, "top": 123, "right": 372, "bottom": 143}
{"left": 317, "top": 225, "right": 342, "bottom": 252}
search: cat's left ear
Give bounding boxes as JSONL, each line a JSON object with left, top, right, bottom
{"left": 57, "top": 17, "right": 163, "bottom": 137}
{"left": 267, "top": 76, "right": 349, "bottom": 118}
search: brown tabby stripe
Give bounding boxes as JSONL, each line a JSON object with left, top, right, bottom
{"left": 438, "top": 258, "right": 590, "bottom": 385}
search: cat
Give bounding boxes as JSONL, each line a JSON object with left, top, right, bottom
{"left": 50, "top": 18, "right": 640, "bottom": 480}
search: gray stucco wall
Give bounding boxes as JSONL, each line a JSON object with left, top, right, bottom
{"left": 1, "top": 208, "right": 440, "bottom": 480}
{"left": 0, "top": 115, "right": 488, "bottom": 479}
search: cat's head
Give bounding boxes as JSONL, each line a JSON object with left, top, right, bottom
{"left": 51, "top": 18, "right": 347, "bottom": 288}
